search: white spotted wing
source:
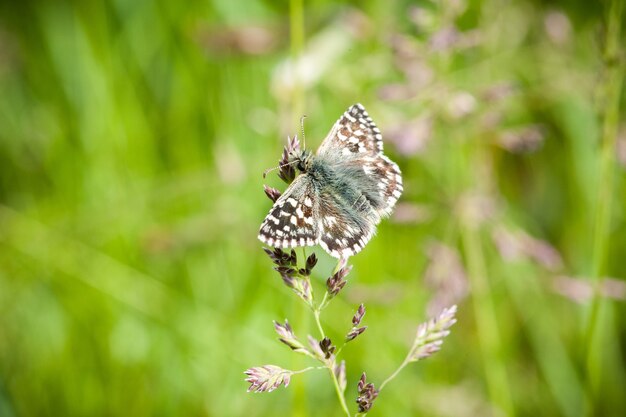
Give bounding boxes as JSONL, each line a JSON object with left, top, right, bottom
{"left": 318, "top": 104, "right": 403, "bottom": 217}
{"left": 258, "top": 174, "right": 319, "bottom": 249}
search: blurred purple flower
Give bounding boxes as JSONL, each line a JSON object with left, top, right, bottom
{"left": 385, "top": 115, "right": 433, "bottom": 156}
{"left": 457, "top": 192, "right": 498, "bottom": 226}
{"left": 492, "top": 226, "right": 563, "bottom": 271}
{"left": 424, "top": 242, "right": 469, "bottom": 316}
{"left": 481, "top": 82, "right": 517, "bottom": 103}
{"left": 195, "top": 24, "right": 279, "bottom": 56}
{"left": 552, "top": 276, "right": 626, "bottom": 304}
{"left": 446, "top": 91, "right": 477, "bottom": 119}
{"left": 391, "top": 202, "right": 433, "bottom": 224}
{"left": 429, "top": 26, "right": 460, "bottom": 52}
{"left": 544, "top": 10, "right": 572, "bottom": 46}
{"left": 497, "top": 125, "right": 545, "bottom": 154}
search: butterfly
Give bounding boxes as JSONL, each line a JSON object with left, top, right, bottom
{"left": 258, "top": 104, "right": 402, "bottom": 258}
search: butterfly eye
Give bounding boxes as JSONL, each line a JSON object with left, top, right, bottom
{"left": 297, "top": 160, "right": 305, "bottom": 171}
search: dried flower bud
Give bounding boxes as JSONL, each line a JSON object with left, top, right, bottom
{"left": 274, "top": 266, "right": 297, "bottom": 276}
{"left": 305, "top": 253, "right": 318, "bottom": 274}
{"left": 275, "top": 266, "right": 297, "bottom": 288}
{"left": 319, "top": 337, "right": 336, "bottom": 359}
{"left": 334, "top": 360, "right": 347, "bottom": 394}
{"left": 352, "top": 304, "right": 366, "bottom": 326}
{"left": 263, "top": 184, "right": 282, "bottom": 203}
{"left": 244, "top": 365, "right": 292, "bottom": 393}
{"left": 264, "top": 248, "right": 312, "bottom": 303}
{"left": 307, "top": 335, "right": 327, "bottom": 361}
{"left": 356, "top": 373, "right": 379, "bottom": 412}
{"left": 278, "top": 135, "right": 300, "bottom": 184}
{"left": 345, "top": 304, "right": 367, "bottom": 341}
{"left": 295, "top": 278, "right": 312, "bottom": 304}
{"left": 326, "top": 263, "right": 352, "bottom": 297}
{"left": 275, "top": 274, "right": 312, "bottom": 304}
{"left": 408, "top": 305, "right": 457, "bottom": 362}
{"left": 273, "top": 320, "right": 307, "bottom": 352}
{"left": 346, "top": 326, "right": 367, "bottom": 342}
{"left": 263, "top": 247, "right": 294, "bottom": 267}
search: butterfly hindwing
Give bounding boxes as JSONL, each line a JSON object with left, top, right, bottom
{"left": 361, "top": 154, "right": 403, "bottom": 216}
{"left": 317, "top": 187, "right": 376, "bottom": 258}
{"left": 258, "top": 175, "right": 319, "bottom": 248}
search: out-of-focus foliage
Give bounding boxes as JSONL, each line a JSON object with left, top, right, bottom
{"left": 0, "top": 0, "right": 624, "bottom": 416}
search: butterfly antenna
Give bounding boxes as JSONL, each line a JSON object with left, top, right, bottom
{"left": 262, "top": 160, "right": 299, "bottom": 178}
{"left": 300, "top": 115, "right": 307, "bottom": 150}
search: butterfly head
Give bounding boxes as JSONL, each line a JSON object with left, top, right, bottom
{"left": 294, "top": 149, "right": 313, "bottom": 173}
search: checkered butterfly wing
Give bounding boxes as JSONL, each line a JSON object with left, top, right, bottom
{"left": 316, "top": 188, "right": 376, "bottom": 258}
{"left": 258, "top": 174, "right": 319, "bottom": 249}
{"left": 317, "top": 103, "right": 403, "bottom": 216}
{"left": 312, "top": 104, "right": 403, "bottom": 258}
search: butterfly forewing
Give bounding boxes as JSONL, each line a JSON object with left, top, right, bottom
{"left": 258, "top": 174, "right": 319, "bottom": 248}
{"left": 317, "top": 104, "right": 383, "bottom": 158}
{"left": 317, "top": 103, "right": 403, "bottom": 217}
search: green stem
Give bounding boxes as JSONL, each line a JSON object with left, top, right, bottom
{"left": 379, "top": 357, "right": 410, "bottom": 391}
{"left": 292, "top": 366, "right": 325, "bottom": 375}
{"left": 328, "top": 366, "right": 351, "bottom": 417}
{"left": 331, "top": 258, "right": 344, "bottom": 275}
{"left": 318, "top": 259, "right": 343, "bottom": 311}
{"left": 462, "top": 225, "right": 515, "bottom": 417}
{"left": 313, "top": 309, "right": 326, "bottom": 338}
{"left": 312, "top": 257, "right": 351, "bottom": 416}
{"left": 584, "top": 0, "right": 624, "bottom": 410}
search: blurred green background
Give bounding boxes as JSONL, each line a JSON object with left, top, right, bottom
{"left": 0, "top": 0, "right": 625, "bottom": 416}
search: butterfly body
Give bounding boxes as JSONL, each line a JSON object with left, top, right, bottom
{"left": 259, "top": 104, "right": 402, "bottom": 258}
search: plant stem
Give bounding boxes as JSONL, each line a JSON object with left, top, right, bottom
{"left": 332, "top": 258, "right": 344, "bottom": 274}
{"left": 292, "top": 366, "right": 325, "bottom": 375}
{"left": 328, "top": 366, "right": 351, "bottom": 417}
{"left": 313, "top": 309, "right": 326, "bottom": 338}
{"left": 318, "top": 292, "right": 329, "bottom": 310}
{"left": 313, "top": 257, "right": 351, "bottom": 416}
{"left": 379, "top": 357, "right": 409, "bottom": 391}
{"left": 584, "top": 0, "right": 624, "bottom": 410}
{"left": 462, "top": 225, "right": 515, "bottom": 417}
